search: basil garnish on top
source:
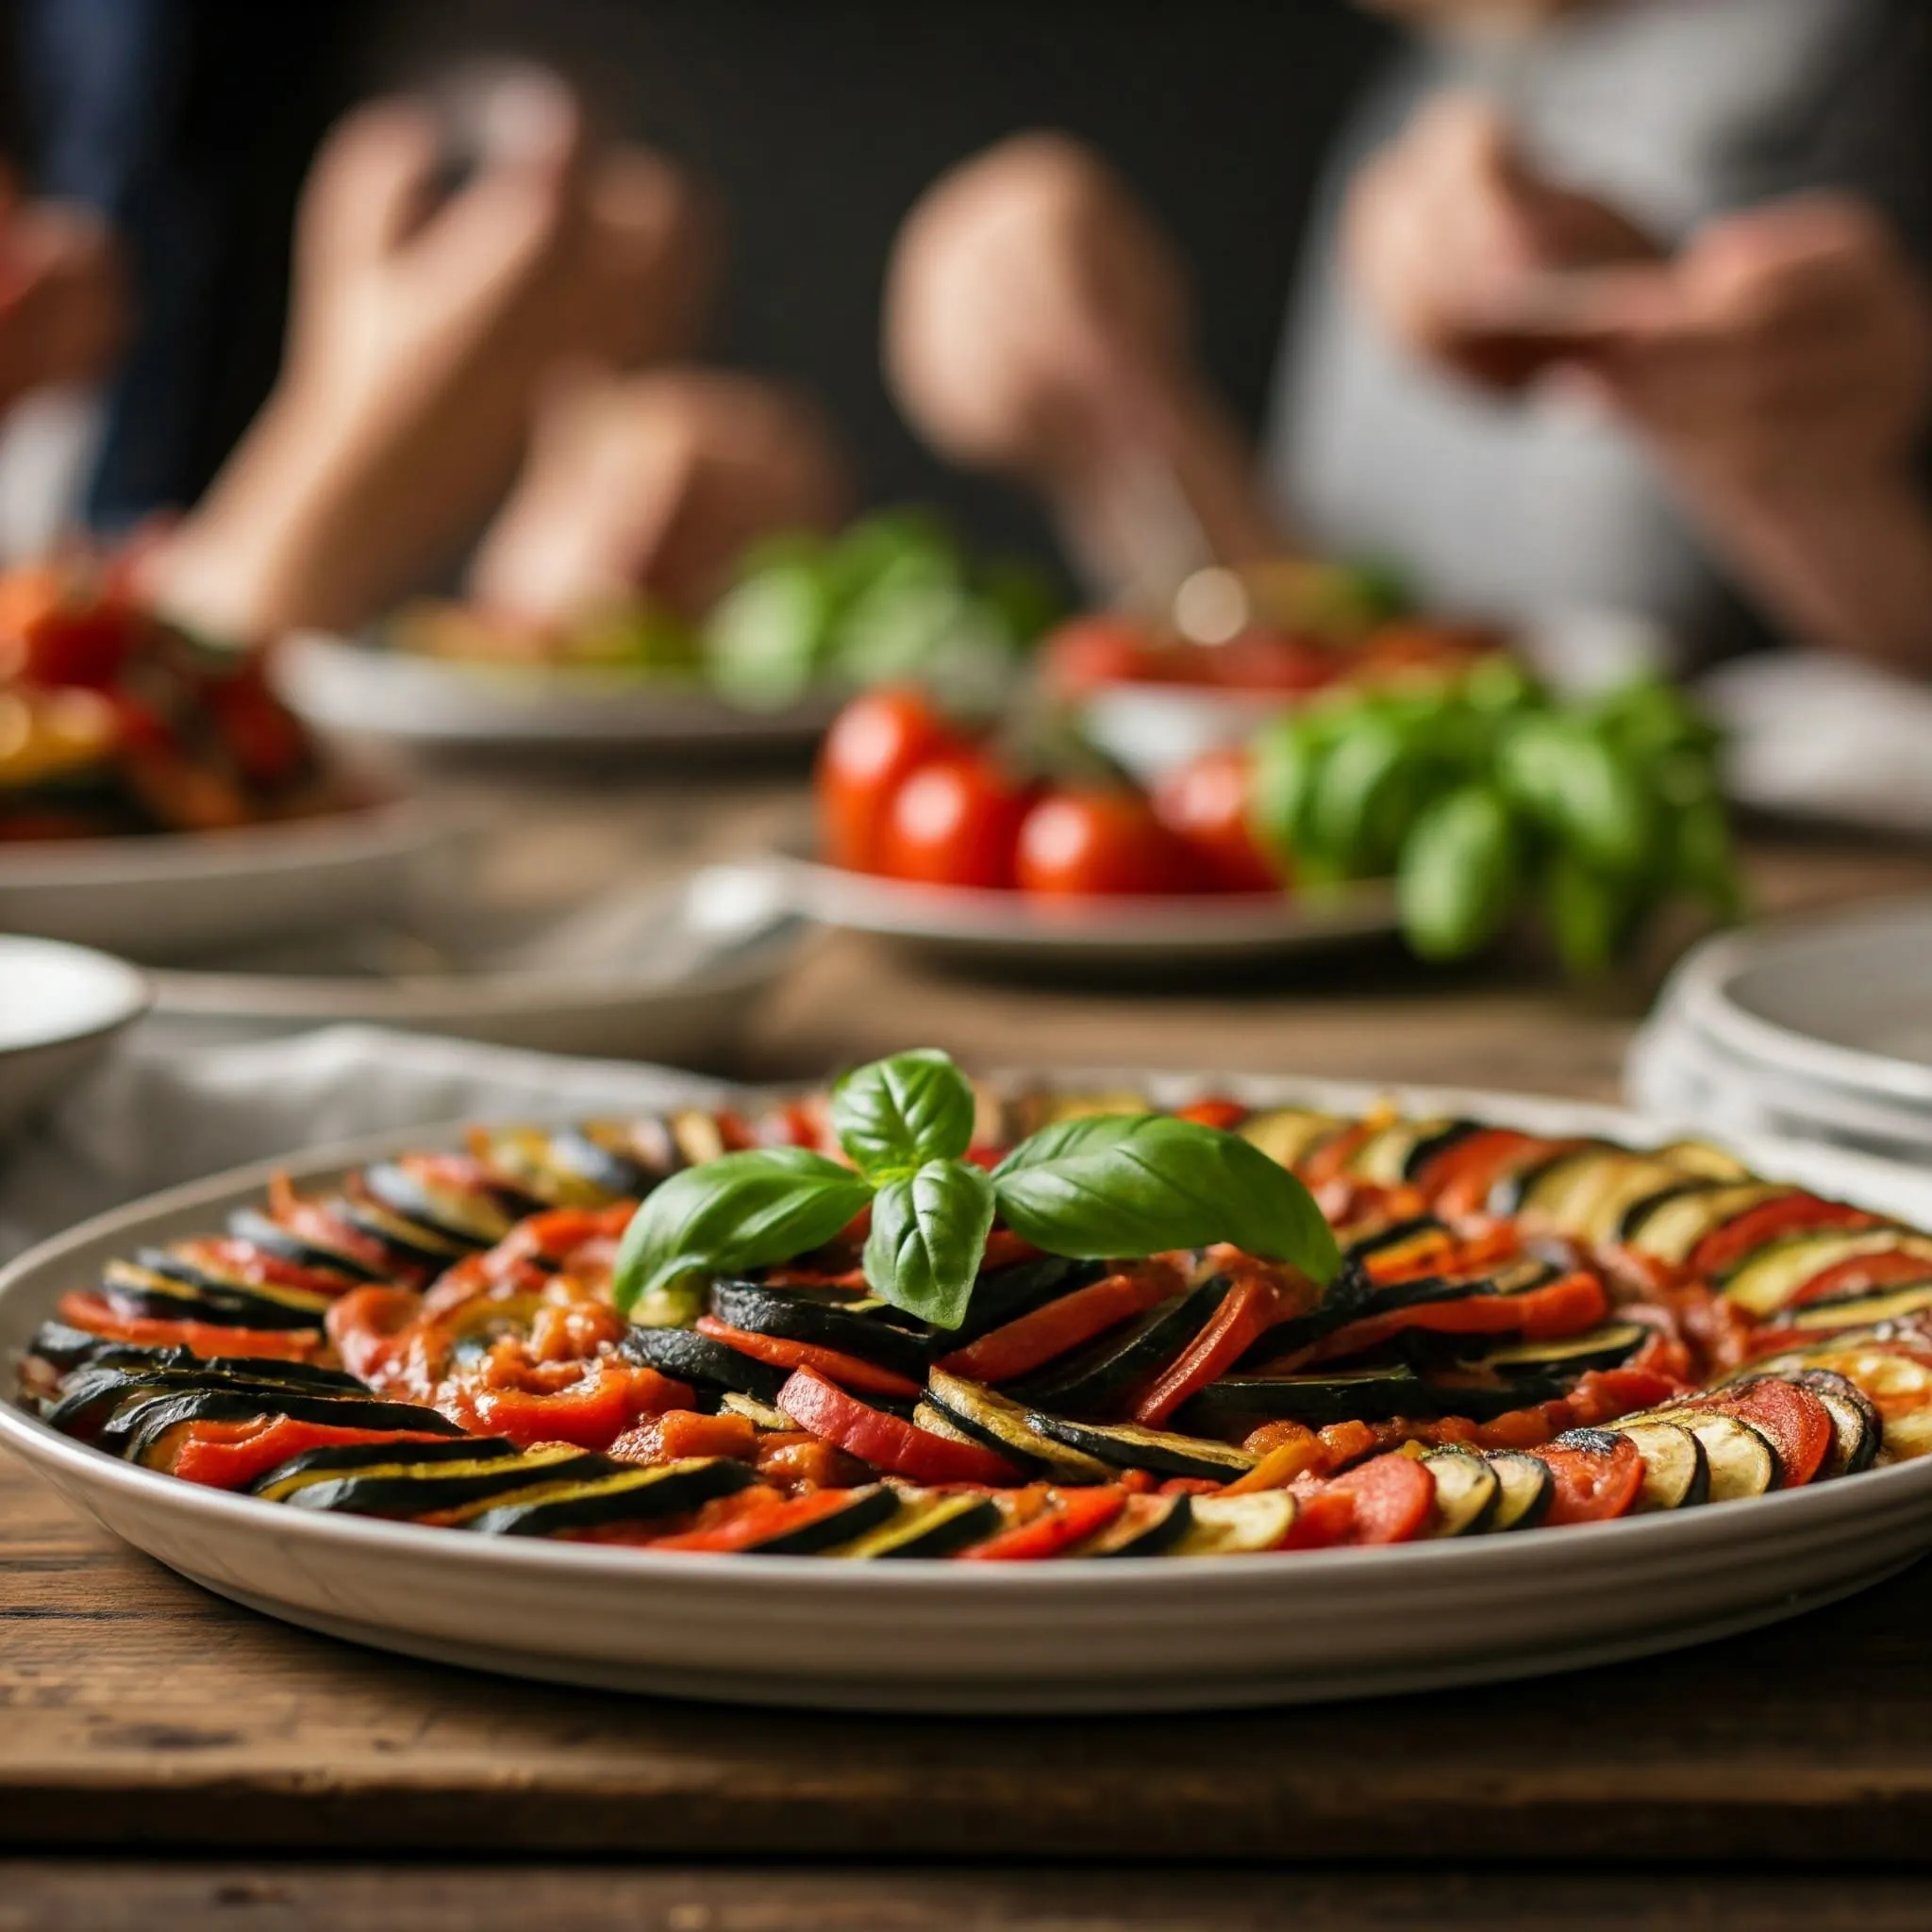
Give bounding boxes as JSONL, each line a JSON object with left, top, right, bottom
{"left": 610, "top": 1050, "right": 1339, "bottom": 1329}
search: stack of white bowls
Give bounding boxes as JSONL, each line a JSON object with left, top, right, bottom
{"left": 1630, "top": 900, "right": 1932, "bottom": 1162}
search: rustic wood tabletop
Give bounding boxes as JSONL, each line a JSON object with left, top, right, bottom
{"left": 8, "top": 778, "right": 1932, "bottom": 1927}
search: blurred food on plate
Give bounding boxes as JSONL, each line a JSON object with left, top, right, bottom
{"left": 0, "top": 559, "right": 339, "bottom": 841}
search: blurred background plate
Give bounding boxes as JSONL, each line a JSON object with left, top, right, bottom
{"left": 0, "top": 935, "right": 148, "bottom": 1136}
{"left": 277, "top": 630, "right": 842, "bottom": 752}
{"left": 771, "top": 847, "right": 1396, "bottom": 966}
{"left": 0, "top": 795, "right": 458, "bottom": 959}
{"left": 143, "top": 863, "right": 808, "bottom": 1058}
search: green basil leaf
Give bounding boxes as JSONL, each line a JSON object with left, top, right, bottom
{"left": 992, "top": 1114, "right": 1340, "bottom": 1286}
{"left": 831, "top": 1048, "right": 976, "bottom": 1182}
{"left": 863, "top": 1158, "right": 996, "bottom": 1329}
{"left": 1541, "top": 851, "right": 1636, "bottom": 977}
{"left": 1397, "top": 785, "right": 1522, "bottom": 962}
{"left": 610, "top": 1148, "right": 873, "bottom": 1317}
{"left": 1498, "top": 717, "right": 1655, "bottom": 877}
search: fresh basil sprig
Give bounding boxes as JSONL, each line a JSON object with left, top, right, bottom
{"left": 610, "top": 1049, "right": 1340, "bottom": 1329}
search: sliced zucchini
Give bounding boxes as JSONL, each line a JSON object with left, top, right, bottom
{"left": 620, "top": 1324, "right": 789, "bottom": 1404}
{"left": 1723, "top": 1229, "right": 1932, "bottom": 1319}
{"left": 360, "top": 1161, "right": 523, "bottom": 1247}
{"left": 1615, "top": 1179, "right": 1726, "bottom": 1243}
{"left": 1653, "top": 1139, "right": 1754, "bottom": 1181}
{"left": 1790, "top": 1368, "right": 1882, "bottom": 1477}
{"left": 1023, "top": 1410, "right": 1256, "bottom": 1482}
{"left": 227, "top": 1208, "right": 388, "bottom": 1283}
{"left": 1401, "top": 1119, "right": 1482, "bottom": 1182}
{"left": 924, "top": 1369, "right": 1114, "bottom": 1483}
{"left": 1168, "top": 1491, "right": 1297, "bottom": 1556}
{"left": 1068, "top": 1491, "right": 1193, "bottom": 1557}
{"left": 1422, "top": 1447, "right": 1500, "bottom": 1536}
{"left": 1179, "top": 1367, "right": 1432, "bottom": 1435}
{"left": 743, "top": 1484, "right": 900, "bottom": 1554}
{"left": 1474, "top": 1323, "right": 1650, "bottom": 1379}
{"left": 46, "top": 1358, "right": 373, "bottom": 1441}
{"left": 336, "top": 1197, "right": 472, "bottom": 1272}
{"left": 708, "top": 1279, "right": 930, "bottom": 1380}
{"left": 1345, "top": 1217, "right": 1452, "bottom": 1272}
{"left": 720, "top": 1390, "right": 797, "bottom": 1432}
{"left": 1348, "top": 1119, "right": 1459, "bottom": 1188}
{"left": 260, "top": 1442, "right": 607, "bottom": 1514}
{"left": 25, "top": 1320, "right": 134, "bottom": 1372}
{"left": 254, "top": 1437, "right": 520, "bottom": 1487}
{"left": 1016, "top": 1278, "right": 1233, "bottom": 1411}
{"left": 1785, "top": 1283, "right": 1932, "bottom": 1330}
{"left": 1614, "top": 1421, "right": 1709, "bottom": 1512}
{"left": 1685, "top": 1412, "right": 1780, "bottom": 1502}
{"left": 1570, "top": 1158, "right": 1710, "bottom": 1247}
{"left": 1484, "top": 1451, "right": 1553, "bottom": 1531}
{"left": 101, "top": 1256, "right": 328, "bottom": 1330}
{"left": 1625, "top": 1182, "right": 1785, "bottom": 1264}
{"left": 461, "top": 1457, "right": 755, "bottom": 1536}
{"left": 1239, "top": 1108, "right": 1345, "bottom": 1171}
{"left": 111, "top": 1387, "right": 461, "bottom": 1465}
{"left": 1485, "top": 1142, "right": 1595, "bottom": 1217}
{"left": 826, "top": 1490, "right": 1004, "bottom": 1559}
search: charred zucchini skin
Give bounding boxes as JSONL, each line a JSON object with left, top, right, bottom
{"left": 832, "top": 1491, "right": 1005, "bottom": 1559}
{"left": 1402, "top": 1120, "right": 1482, "bottom": 1182}
{"left": 462, "top": 1457, "right": 755, "bottom": 1537}
{"left": 99, "top": 1257, "right": 327, "bottom": 1332}
{"left": 1179, "top": 1368, "right": 1432, "bottom": 1434}
{"left": 1791, "top": 1369, "right": 1882, "bottom": 1476}
{"left": 923, "top": 1370, "right": 1115, "bottom": 1483}
{"left": 745, "top": 1485, "right": 901, "bottom": 1554}
{"left": 620, "top": 1324, "right": 789, "bottom": 1405}
{"left": 271, "top": 1449, "right": 619, "bottom": 1517}
{"left": 1016, "top": 1278, "right": 1235, "bottom": 1411}
{"left": 43, "top": 1358, "right": 369, "bottom": 1440}
{"left": 708, "top": 1279, "right": 932, "bottom": 1380}
{"left": 253, "top": 1438, "right": 519, "bottom": 1486}
{"left": 334, "top": 1201, "right": 467, "bottom": 1273}
{"left": 226, "top": 1208, "right": 388, "bottom": 1283}
{"left": 1022, "top": 1411, "right": 1255, "bottom": 1482}
{"left": 359, "top": 1163, "right": 531, "bottom": 1246}
{"left": 111, "top": 1387, "right": 461, "bottom": 1464}
{"left": 25, "top": 1321, "right": 130, "bottom": 1372}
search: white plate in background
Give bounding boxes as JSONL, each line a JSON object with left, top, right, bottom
{"left": 0, "top": 796, "right": 458, "bottom": 959}
{"left": 0, "top": 935, "right": 147, "bottom": 1136}
{"left": 8, "top": 1073, "right": 1932, "bottom": 1713}
{"left": 277, "top": 629, "right": 841, "bottom": 753}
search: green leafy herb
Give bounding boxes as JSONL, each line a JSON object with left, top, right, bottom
{"left": 864, "top": 1158, "right": 997, "bottom": 1328}
{"left": 610, "top": 1147, "right": 873, "bottom": 1319}
{"left": 831, "top": 1047, "right": 976, "bottom": 1183}
{"left": 1399, "top": 786, "right": 1522, "bottom": 962}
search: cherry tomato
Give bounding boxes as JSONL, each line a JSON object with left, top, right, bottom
{"left": 815, "top": 687, "right": 959, "bottom": 873}
{"left": 0, "top": 572, "right": 135, "bottom": 688}
{"left": 1015, "top": 788, "right": 1202, "bottom": 897}
{"left": 1038, "top": 615, "right": 1159, "bottom": 697}
{"left": 879, "top": 751, "right": 1030, "bottom": 889}
{"left": 1152, "top": 747, "right": 1283, "bottom": 893}
{"left": 1197, "top": 629, "right": 1337, "bottom": 693}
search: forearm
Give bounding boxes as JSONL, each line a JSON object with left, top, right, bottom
{"left": 1676, "top": 458, "right": 1932, "bottom": 672}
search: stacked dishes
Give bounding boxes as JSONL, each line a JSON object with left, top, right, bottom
{"left": 1629, "top": 900, "right": 1932, "bottom": 1161}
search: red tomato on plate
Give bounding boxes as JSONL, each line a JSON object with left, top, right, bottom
{"left": 1197, "top": 629, "right": 1338, "bottom": 693}
{"left": 878, "top": 751, "right": 1031, "bottom": 889}
{"left": 1151, "top": 746, "right": 1283, "bottom": 893}
{"left": 1038, "top": 615, "right": 1159, "bottom": 697}
{"left": 815, "top": 687, "right": 959, "bottom": 873}
{"left": 1015, "top": 788, "right": 1202, "bottom": 897}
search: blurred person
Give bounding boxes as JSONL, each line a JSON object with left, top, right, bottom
{"left": 468, "top": 364, "right": 849, "bottom": 625}
{"left": 887, "top": 0, "right": 1932, "bottom": 673}
{"left": 0, "top": 175, "right": 122, "bottom": 411}
{"left": 139, "top": 71, "right": 718, "bottom": 641}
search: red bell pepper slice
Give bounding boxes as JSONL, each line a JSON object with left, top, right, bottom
{"left": 445, "top": 1362, "right": 691, "bottom": 1450}
{"left": 958, "top": 1487, "right": 1126, "bottom": 1560}
{"left": 937, "top": 1270, "right": 1175, "bottom": 1385}
{"left": 171, "top": 1419, "right": 458, "bottom": 1491}
{"left": 777, "top": 1368, "right": 1022, "bottom": 1485}
{"left": 1786, "top": 1248, "right": 1932, "bottom": 1308}
{"left": 1418, "top": 1130, "right": 1567, "bottom": 1219}
{"left": 1171, "top": 1097, "right": 1248, "bottom": 1132}
{"left": 694, "top": 1316, "right": 923, "bottom": 1399}
{"left": 650, "top": 1487, "right": 858, "bottom": 1553}
{"left": 55, "top": 1291, "right": 322, "bottom": 1362}
{"left": 1133, "top": 1274, "right": 1294, "bottom": 1426}
{"left": 1690, "top": 1194, "right": 1879, "bottom": 1278}
{"left": 1309, "top": 1272, "right": 1610, "bottom": 1369}
{"left": 1531, "top": 1432, "right": 1644, "bottom": 1525}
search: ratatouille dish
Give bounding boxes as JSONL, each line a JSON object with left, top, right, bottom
{"left": 21, "top": 1051, "right": 1932, "bottom": 1561}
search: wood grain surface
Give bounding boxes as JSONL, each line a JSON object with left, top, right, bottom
{"left": 8, "top": 797, "right": 1932, "bottom": 1903}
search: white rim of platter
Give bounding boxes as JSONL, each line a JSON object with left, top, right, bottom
{"left": 0, "top": 794, "right": 457, "bottom": 958}
{"left": 8, "top": 1072, "right": 1932, "bottom": 1713}
{"left": 277, "top": 629, "right": 842, "bottom": 749}
{"left": 1664, "top": 899, "right": 1932, "bottom": 1112}
{"left": 771, "top": 849, "right": 1397, "bottom": 963}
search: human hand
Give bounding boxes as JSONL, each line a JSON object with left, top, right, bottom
{"left": 0, "top": 175, "right": 124, "bottom": 408}
{"left": 1344, "top": 96, "right": 1658, "bottom": 389}
{"left": 467, "top": 366, "right": 850, "bottom": 623}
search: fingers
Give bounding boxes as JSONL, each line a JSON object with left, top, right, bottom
{"left": 294, "top": 98, "right": 444, "bottom": 282}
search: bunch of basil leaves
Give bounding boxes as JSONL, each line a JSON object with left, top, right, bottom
{"left": 611, "top": 1050, "right": 1339, "bottom": 1330}
{"left": 1248, "top": 663, "right": 1741, "bottom": 974}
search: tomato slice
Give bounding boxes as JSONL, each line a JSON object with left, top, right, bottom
{"left": 695, "top": 1316, "right": 923, "bottom": 1399}
{"left": 1320, "top": 1452, "right": 1438, "bottom": 1545}
{"left": 1787, "top": 1248, "right": 1932, "bottom": 1308}
{"left": 958, "top": 1487, "right": 1126, "bottom": 1560}
{"left": 171, "top": 1420, "right": 456, "bottom": 1490}
{"left": 445, "top": 1362, "right": 691, "bottom": 1450}
{"left": 937, "top": 1270, "right": 1175, "bottom": 1385}
{"left": 650, "top": 1487, "right": 853, "bottom": 1553}
{"left": 1697, "top": 1377, "right": 1834, "bottom": 1488}
{"left": 55, "top": 1291, "right": 322, "bottom": 1362}
{"left": 1532, "top": 1431, "right": 1643, "bottom": 1525}
{"left": 1690, "top": 1195, "right": 1879, "bottom": 1278}
{"left": 649, "top": 1408, "right": 762, "bottom": 1465}
{"left": 1280, "top": 1487, "right": 1358, "bottom": 1549}
{"left": 777, "top": 1368, "right": 1022, "bottom": 1485}
{"left": 1134, "top": 1274, "right": 1295, "bottom": 1426}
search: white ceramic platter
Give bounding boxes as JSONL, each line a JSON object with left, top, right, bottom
{"left": 277, "top": 630, "right": 841, "bottom": 752}
{"left": 6, "top": 1074, "right": 1932, "bottom": 1713}
{"left": 0, "top": 935, "right": 148, "bottom": 1136}
{"left": 0, "top": 796, "right": 458, "bottom": 959}
{"left": 772, "top": 851, "right": 1397, "bottom": 966}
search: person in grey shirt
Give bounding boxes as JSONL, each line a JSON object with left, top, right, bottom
{"left": 888, "top": 0, "right": 1932, "bottom": 675}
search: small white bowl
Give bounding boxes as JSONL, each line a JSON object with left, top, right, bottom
{"left": 0, "top": 934, "right": 149, "bottom": 1135}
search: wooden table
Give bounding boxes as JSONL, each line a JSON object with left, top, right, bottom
{"left": 9, "top": 789, "right": 1932, "bottom": 1926}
